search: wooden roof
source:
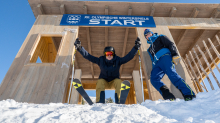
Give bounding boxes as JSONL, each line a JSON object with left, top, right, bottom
{"left": 28, "top": 1, "right": 220, "bottom": 18}
{"left": 27, "top": 0, "right": 220, "bottom": 79}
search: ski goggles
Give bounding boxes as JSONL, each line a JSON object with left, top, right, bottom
{"left": 105, "top": 51, "right": 114, "bottom": 56}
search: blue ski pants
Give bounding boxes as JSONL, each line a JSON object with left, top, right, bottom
{"left": 150, "top": 54, "right": 195, "bottom": 96}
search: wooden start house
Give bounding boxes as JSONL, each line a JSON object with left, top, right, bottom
{"left": 0, "top": 0, "right": 220, "bottom": 104}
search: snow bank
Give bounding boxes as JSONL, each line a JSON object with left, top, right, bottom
{"left": 1, "top": 89, "right": 220, "bottom": 123}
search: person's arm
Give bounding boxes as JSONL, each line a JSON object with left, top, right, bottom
{"left": 160, "top": 35, "right": 179, "bottom": 57}
{"left": 78, "top": 47, "right": 100, "bottom": 65}
{"left": 119, "top": 37, "right": 140, "bottom": 65}
{"left": 74, "top": 38, "right": 100, "bottom": 65}
{"left": 160, "top": 35, "right": 181, "bottom": 65}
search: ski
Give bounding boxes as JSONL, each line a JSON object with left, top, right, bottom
{"left": 120, "top": 80, "right": 130, "bottom": 104}
{"left": 72, "top": 78, "right": 93, "bottom": 105}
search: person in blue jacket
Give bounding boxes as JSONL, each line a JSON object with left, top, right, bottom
{"left": 74, "top": 38, "right": 141, "bottom": 103}
{"left": 144, "top": 29, "right": 196, "bottom": 101}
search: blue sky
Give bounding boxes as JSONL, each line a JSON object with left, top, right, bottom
{"left": 0, "top": 0, "right": 220, "bottom": 103}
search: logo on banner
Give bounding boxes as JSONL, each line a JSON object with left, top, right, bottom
{"left": 67, "top": 15, "right": 81, "bottom": 24}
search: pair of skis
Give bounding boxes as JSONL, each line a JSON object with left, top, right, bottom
{"left": 70, "top": 78, "right": 130, "bottom": 105}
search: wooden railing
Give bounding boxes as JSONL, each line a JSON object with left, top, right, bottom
{"left": 183, "top": 35, "right": 220, "bottom": 93}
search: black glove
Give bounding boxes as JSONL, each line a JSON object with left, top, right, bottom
{"left": 74, "top": 38, "right": 82, "bottom": 50}
{"left": 134, "top": 37, "right": 141, "bottom": 50}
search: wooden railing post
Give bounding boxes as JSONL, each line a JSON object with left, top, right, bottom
{"left": 192, "top": 49, "right": 215, "bottom": 90}
{"left": 196, "top": 46, "right": 220, "bottom": 88}
{"left": 189, "top": 51, "right": 208, "bottom": 92}
{"left": 185, "top": 54, "right": 204, "bottom": 92}
{"left": 202, "top": 41, "right": 220, "bottom": 73}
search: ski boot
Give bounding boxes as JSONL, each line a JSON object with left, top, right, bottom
{"left": 160, "top": 85, "right": 176, "bottom": 101}
{"left": 184, "top": 95, "right": 196, "bottom": 101}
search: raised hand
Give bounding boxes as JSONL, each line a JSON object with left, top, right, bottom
{"left": 134, "top": 37, "right": 141, "bottom": 50}
{"left": 74, "top": 38, "right": 82, "bottom": 50}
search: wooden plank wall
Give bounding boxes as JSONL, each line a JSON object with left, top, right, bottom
{"left": 30, "top": 37, "right": 57, "bottom": 63}
{"left": 0, "top": 15, "right": 78, "bottom": 104}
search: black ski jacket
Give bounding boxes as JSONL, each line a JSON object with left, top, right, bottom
{"left": 147, "top": 33, "right": 179, "bottom": 66}
{"left": 78, "top": 46, "right": 138, "bottom": 82}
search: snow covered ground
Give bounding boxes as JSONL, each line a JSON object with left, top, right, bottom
{"left": 1, "top": 89, "right": 220, "bottom": 123}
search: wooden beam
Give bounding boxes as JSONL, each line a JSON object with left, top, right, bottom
{"left": 150, "top": 6, "right": 155, "bottom": 16}
{"left": 202, "top": 40, "right": 220, "bottom": 73}
{"left": 84, "top": 5, "right": 94, "bottom": 78}
{"left": 216, "top": 35, "right": 220, "bottom": 45}
{"left": 176, "top": 8, "right": 199, "bottom": 47}
{"left": 192, "top": 48, "right": 215, "bottom": 90}
{"left": 196, "top": 31, "right": 220, "bottom": 68}
{"left": 37, "top": 4, "right": 44, "bottom": 15}
{"left": 207, "top": 38, "right": 220, "bottom": 67}
{"left": 105, "top": 6, "right": 108, "bottom": 47}
{"left": 196, "top": 45, "right": 220, "bottom": 88}
{"left": 132, "top": 70, "right": 143, "bottom": 104}
{"left": 69, "top": 69, "right": 82, "bottom": 104}
{"left": 74, "top": 58, "right": 79, "bottom": 69}
{"left": 190, "top": 8, "right": 200, "bottom": 18}
{"left": 153, "top": 17, "right": 220, "bottom": 30}
{"left": 169, "top": 7, "right": 177, "bottom": 17}
{"left": 120, "top": 6, "right": 132, "bottom": 75}
{"left": 185, "top": 54, "right": 203, "bottom": 92}
{"left": 210, "top": 8, "right": 220, "bottom": 18}
{"left": 133, "top": 55, "right": 139, "bottom": 70}
{"left": 188, "top": 51, "right": 207, "bottom": 92}
{"left": 183, "top": 30, "right": 206, "bottom": 58}
{"left": 51, "top": 37, "right": 59, "bottom": 51}
{"left": 84, "top": 5, "right": 87, "bottom": 14}
{"left": 181, "top": 59, "right": 199, "bottom": 93}
{"left": 60, "top": 4, "right": 66, "bottom": 14}
{"left": 71, "top": 76, "right": 137, "bottom": 80}
{"left": 176, "top": 30, "right": 187, "bottom": 46}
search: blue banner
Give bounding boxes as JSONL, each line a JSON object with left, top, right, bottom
{"left": 60, "top": 14, "right": 156, "bottom": 27}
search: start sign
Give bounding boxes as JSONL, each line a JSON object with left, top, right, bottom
{"left": 60, "top": 14, "right": 156, "bottom": 27}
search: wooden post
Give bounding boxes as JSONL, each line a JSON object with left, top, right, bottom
{"left": 132, "top": 70, "right": 143, "bottom": 104}
{"left": 37, "top": 4, "right": 44, "bottom": 15}
{"left": 188, "top": 51, "right": 208, "bottom": 92}
{"left": 60, "top": 4, "right": 66, "bottom": 14}
{"left": 191, "top": 49, "right": 215, "bottom": 90}
{"left": 208, "top": 38, "right": 220, "bottom": 60}
{"left": 104, "top": 5, "right": 108, "bottom": 47}
{"left": 120, "top": 7, "right": 132, "bottom": 75}
{"left": 202, "top": 41, "right": 220, "bottom": 73}
{"left": 150, "top": 6, "right": 155, "bottom": 16}
{"left": 182, "top": 59, "right": 199, "bottom": 93}
{"left": 185, "top": 54, "right": 204, "bottom": 92}
{"left": 136, "top": 26, "right": 196, "bottom": 101}
{"left": 69, "top": 69, "right": 82, "bottom": 104}
{"left": 216, "top": 35, "right": 220, "bottom": 45}
{"left": 196, "top": 46, "right": 220, "bottom": 88}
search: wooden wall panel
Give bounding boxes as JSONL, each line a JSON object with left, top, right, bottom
{"left": 0, "top": 15, "right": 78, "bottom": 104}
{"left": 0, "top": 16, "right": 49, "bottom": 101}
